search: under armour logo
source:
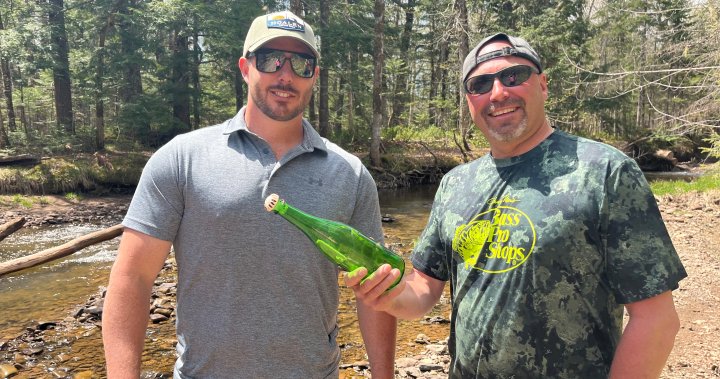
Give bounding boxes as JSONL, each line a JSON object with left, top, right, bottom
{"left": 308, "top": 177, "right": 323, "bottom": 186}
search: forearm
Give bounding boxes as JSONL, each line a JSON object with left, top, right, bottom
{"left": 349, "top": 267, "right": 445, "bottom": 320}
{"left": 385, "top": 269, "right": 444, "bottom": 320}
{"left": 102, "top": 274, "right": 154, "bottom": 378}
{"left": 609, "top": 294, "right": 680, "bottom": 378}
{"left": 357, "top": 302, "right": 396, "bottom": 378}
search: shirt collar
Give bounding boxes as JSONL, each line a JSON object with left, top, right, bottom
{"left": 222, "top": 106, "right": 328, "bottom": 152}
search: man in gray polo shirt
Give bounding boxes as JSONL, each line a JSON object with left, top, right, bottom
{"left": 102, "top": 11, "right": 396, "bottom": 378}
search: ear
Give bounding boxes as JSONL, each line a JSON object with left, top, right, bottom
{"left": 239, "top": 57, "right": 250, "bottom": 83}
{"left": 312, "top": 65, "right": 320, "bottom": 85}
{"left": 539, "top": 72, "right": 549, "bottom": 101}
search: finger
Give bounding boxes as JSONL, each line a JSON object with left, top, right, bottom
{"left": 364, "top": 267, "right": 402, "bottom": 300}
{"left": 343, "top": 267, "right": 368, "bottom": 287}
{"left": 357, "top": 264, "right": 393, "bottom": 294}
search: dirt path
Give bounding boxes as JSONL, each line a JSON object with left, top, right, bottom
{"left": 658, "top": 191, "right": 720, "bottom": 378}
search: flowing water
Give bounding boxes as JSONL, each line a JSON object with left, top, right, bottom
{"left": 0, "top": 185, "right": 445, "bottom": 377}
{"left": 0, "top": 223, "right": 120, "bottom": 340}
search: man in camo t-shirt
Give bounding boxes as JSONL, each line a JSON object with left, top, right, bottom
{"left": 347, "top": 33, "right": 686, "bottom": 378}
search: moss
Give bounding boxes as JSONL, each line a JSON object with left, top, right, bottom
{"left": 0, "top": 152, "right": 147, "bottom": 195}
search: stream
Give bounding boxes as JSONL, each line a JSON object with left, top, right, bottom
{"left": 0, "top": 185, "right": 442, "bottom": 377}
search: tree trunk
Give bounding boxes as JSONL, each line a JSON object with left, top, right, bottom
{"left": 48, "top": 0, "right": 74, "bottom": 133}
{"left": 334, "top": 76, "right": 345, "bottom": 135}
{"left": 191, "top": 20, "right": 202, "bottom": 130}
{"left": 0, "top": 217, "right": 25, "bottom": 242}
{"left": 290, "top": 0, "right": 303, "bottom": 14}
{"left": 95, "top": 17, "right": 111, "bottom": 151}
{"left": 0, "top": 10, "right": 16, "bottom": 138}
{"left": 454, "top": 0, "right": 470, "bottom": 153}
{"left": 318, "top": 0, "right": 330, "bottom": 137}
{"left": 388, "top": 0, "right": 415, "bottom": 129}
{"left": 370, "top": 0, "right": 385, "bottom": 168}
{"left": 0, "top": 224, "right": 124, "bottom": 277}
{"left": 119, "top": 0, "right": 143, "bottom": 103}
{"left": 171, "top": 29, "right": 191, "bottom": 131}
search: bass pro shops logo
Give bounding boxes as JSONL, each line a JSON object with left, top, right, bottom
{"left": 452, "top": 196, "right": 536, "bottom": 273}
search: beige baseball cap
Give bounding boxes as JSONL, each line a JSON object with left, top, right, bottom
{"left": 243, "top": 11, "right": 320, "bottom": 59}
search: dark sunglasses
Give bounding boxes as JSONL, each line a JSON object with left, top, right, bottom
{"left": 247, "top": 48, "right": 317, "bottom": 78}
{"left": 464, "top": 65, "right": 539, "bottom": 95}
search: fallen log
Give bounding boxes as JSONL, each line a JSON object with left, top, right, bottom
{"left": 0, "top": 217, "right": 26, "bottom": 242}
{"left": 0, "top": 224, "right": 124, "bottom": 277}
{"left": 0, "top": 154, "right": 41, "bottom": 166}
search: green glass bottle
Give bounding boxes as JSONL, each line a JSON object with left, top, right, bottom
{"left": 264, "top": 194, "right": 405, "bottom": 288}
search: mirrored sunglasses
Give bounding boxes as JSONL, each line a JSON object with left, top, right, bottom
{"left": 248, "top": 48, "right": 317, "bottom": 78}
{"left": 464, "top": 65, "right": 539, "bottom": 95}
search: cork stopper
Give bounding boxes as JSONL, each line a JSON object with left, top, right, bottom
{"left": 264, "top": 194, "right": 280, "bottom": 212}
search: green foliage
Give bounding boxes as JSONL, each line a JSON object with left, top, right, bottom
{"left": 701, "top": 133, "right": 720, "bottom": 159}
{"left": 11, "top": 194, "right": 34, "bottom": 208}
{"left": 0, "top": 0, "right": 717, "bottom": 174}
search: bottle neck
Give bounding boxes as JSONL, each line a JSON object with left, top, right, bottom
{"left": 272, "top": 198, "right": 290, "bottom": 215}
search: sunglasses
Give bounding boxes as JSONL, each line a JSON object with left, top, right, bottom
{"left": 464, "top": 65, "right": 539, "bottom": 95}
{"left": 247, "top": 48, "right": 317, "bottom": 78}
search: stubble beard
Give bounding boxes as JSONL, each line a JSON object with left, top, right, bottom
{"left": 487, "top": 115, "right": 528, "bottom": 142}
{"left": 251, "top": 84, "right": 310, "bottom": 122}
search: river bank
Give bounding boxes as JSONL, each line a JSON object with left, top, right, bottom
{"left": 1, "top": 187, "right": 719, "bottom": 378}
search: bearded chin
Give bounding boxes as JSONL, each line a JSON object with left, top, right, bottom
{"left": 489, "top": 117, "right": 528, "bottom": 142}
{"left": 251, "top": 87, "right": 307, "bottom": 122}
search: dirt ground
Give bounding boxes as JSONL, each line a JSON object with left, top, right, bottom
{"left": 1, "top": 189, "right": 719, "bottom": 377}
{"left": 656, "top": 190, "right": 720, "bottom": 378}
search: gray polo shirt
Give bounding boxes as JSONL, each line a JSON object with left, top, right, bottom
{"left": 122, "top": 107, "right": 383, "bottom": 378}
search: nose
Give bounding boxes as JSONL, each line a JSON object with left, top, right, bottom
{"left": 488, "top": 78, "right": 508, "bottom": 102}
{"left": 276, "top": 57, "right": 295, "bottom": 81}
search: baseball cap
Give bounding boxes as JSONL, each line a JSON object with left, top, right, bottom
{"left": 462, "top": 33, "right": 543, "bottom": 83}
{"left": 243, "top": 11, "right": 320, "bottom": 59}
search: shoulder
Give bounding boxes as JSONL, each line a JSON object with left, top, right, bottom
{"left": 551, "top": 130, "right": 633, "bottom": 164}
{"left": 317, "top": 137, "right": 368, "bottom": 175}
{"left": 441, "top": 154, "right": 492, "bottom": 183}
{"left": 151, "top": 123, "right": 229, "bottom": 157}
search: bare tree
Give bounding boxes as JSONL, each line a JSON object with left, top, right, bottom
{"left": 48, "top": 0, "right": 74, "bottom": 133}
{"left": 370, "top": 0, "right": 386, "bottom": 168}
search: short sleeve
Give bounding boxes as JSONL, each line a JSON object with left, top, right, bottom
{"left": 410, "top": 176, "right": 451, "bottom": 282}
{"left": 602, "top": 159, "right": 687, "bottom": 303}
{"left": 348, "top": 166, "right": 384, "bottom": 244}
{"left": 122, "top": 141, "right": 185, "bottom": 242}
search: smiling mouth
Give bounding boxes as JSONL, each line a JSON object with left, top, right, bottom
{"left": 271, "top": 90, "right": 294, "bottom": 98}
{"left": 489, "top": 107, "right": 518, "bottom": 117}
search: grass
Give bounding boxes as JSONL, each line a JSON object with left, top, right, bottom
{"left": 64, "top": 192, "right": 82, "bottom": 201}
{"left": 650, "top": 170, "right": 720, "bottom": 196}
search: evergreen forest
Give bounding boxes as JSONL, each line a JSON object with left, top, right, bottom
{"left": 0, "top": 0, "right": 719, "bottom": 171}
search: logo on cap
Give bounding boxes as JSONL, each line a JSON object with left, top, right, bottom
{"left": 267, "top": 13, "right": 305, "bottom": 32}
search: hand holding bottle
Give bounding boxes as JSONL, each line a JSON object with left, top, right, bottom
{"left": 264, "top": 194, "right": 405, "bottom": 289}
{"left": 344, "top": 264, "right": 405, "bottom": 313}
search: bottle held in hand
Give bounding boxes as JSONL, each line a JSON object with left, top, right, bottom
{"left": 264, "top": 194, "right": 405, "bottom": 288}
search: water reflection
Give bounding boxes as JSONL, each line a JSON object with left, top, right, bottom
{"left": 0, "top": 223, "right": 119, "bottom": 339}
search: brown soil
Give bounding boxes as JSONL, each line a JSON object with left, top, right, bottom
{"left": 1, "top": 189, "right": 719, "bottom": 378}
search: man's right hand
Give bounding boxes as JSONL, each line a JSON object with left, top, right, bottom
{"left": 346, "top": 266, "right": 447, "bottom": 320}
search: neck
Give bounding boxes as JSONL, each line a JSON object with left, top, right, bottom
{"left": 244, "top": 103, "right": 305, "bottom": 159}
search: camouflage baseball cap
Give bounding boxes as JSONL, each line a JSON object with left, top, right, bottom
{"left": 243, "top": 11, "right": 320, "bottom": 59}
{"left": 462, "top": 33, "right": 543, "bottom": 83}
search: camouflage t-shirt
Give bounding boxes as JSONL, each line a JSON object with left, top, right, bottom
{"left": 410, "top": 130, "right": 687, "bottom": 379}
